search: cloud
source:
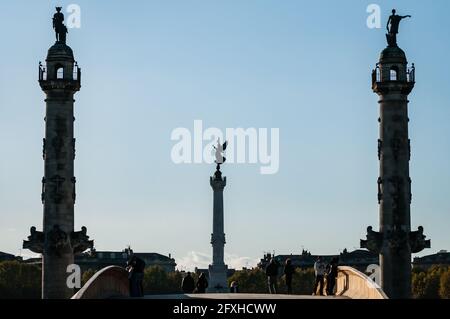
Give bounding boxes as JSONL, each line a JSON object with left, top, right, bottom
{"left": 176, "top": 251, "right": 259, "bottom": 272}
{"left": 177, "top": 251, "right": 210, "bottom": 271}
{"left": 19, "top": 251, "right": 40, "bottom": 260}
{"left": 225, "top": 254, "right": 260, "bottom": 270}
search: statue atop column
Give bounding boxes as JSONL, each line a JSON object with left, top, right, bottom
{"left": 386, "top": 9, "right": 411, "bottom": 47}
{"left": 213, "top": 139, "right": 227, "bottom": 180}
{"left": 53, "top": 7, "right": 68, "bottom": 44}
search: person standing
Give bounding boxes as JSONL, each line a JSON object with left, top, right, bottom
{"left": 229, "top": 281, "right": 239, "bottom": 293}
{"left": 126, "top": 255, "right": 146, "bottom": 297}
{"left": 326, "top": 257, "right": 339, "bottom": 296}
{"left": 196, "top": 272, "right": 208, "bottom": 293}
{"left": 283, "top": 259, "right": 295, "bottom": 294}
{"left": 313, "top": 256, "right": 326, "bottom": 296}
{"left": 181, "top": 272, "right": 195, "bottom": 293}
{"left": 265, "top": 258, "right": 279, "bottom": 294}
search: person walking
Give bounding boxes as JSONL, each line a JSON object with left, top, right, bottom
{"left": 181, "top": 272, "right": 195, "bottom": 293}
{"left": 313, "top": 256, "right": 326, "bottom": 296}
{"left": 265, "top": 258, "right": 279, "bottom": 294}
{"left": 196, "top": 272, "right": 208, "bottom": 293}
{"left": 283, "top": 258, "right": 295, "bottom": 294}
{"left": 326, "top": 257, "right": 339, "bottom": 296}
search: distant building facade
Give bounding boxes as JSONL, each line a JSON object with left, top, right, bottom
{"left": 258, "top": 249, "right": 379, "bottom": 273}
{"left": 413, "top": 250, "right": 450, "bottom": 270}
{"left": 0, "top": 251, "right": 21, "bottom": 262}
{"left": 23, "top": 247, "right": 176, "bottom": 273}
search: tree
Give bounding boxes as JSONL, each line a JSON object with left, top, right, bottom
{"left": 0, "top": 261, "right": 41, "bottom": 299}
{"left": 227, "top": 268, "right": 267, "bottom": 293}
{"left": 143, "top": 266, "right": 168, "bottom": 294}
{"left": 142, "top": 266, "right": 184, "bottom": 294}
{"left": 292, "top": 268, "right": 315, "bottom": 295}
{"left": 278, "top": 267, "right": 315, "bottom": 295}
{"left": 81, "top": 268, "right": 96, "bottom": 286}
{"left": 412, "top": 266, "right": 446, "bottom": 299}
{"left": 412, "top": 270, "right": 428, "bottom": 298}
{"left": 228, "top": 267, "right": 315, "bottom": 295}
{"left": 167, "top": 271, "right": 183, "bottom": 294}
{"left": 439, "top": 267, "right": 450, "bottom": 299}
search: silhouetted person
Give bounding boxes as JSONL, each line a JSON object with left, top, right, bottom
{"left": 284, "top": 258, "right": 295, "bottom": 294}
{"left": 265, "top": 258, "right": 279, "bottom": 294}
{"left": 126, "top": 255, "right": 146, "bottom": 297}
{"left": 196, "top": 272, "right": 208, "bottom": 293}
{"left": 230, "top": 281, "right": 239, "bottom": 293}
{"left": 313, "top": 256, "right": 325, "bottom": 296}
{"left": 326, "top": 257, "right": 339, "bottom": 296}
{"left": 181, "top": 272, "right": 195, "bottom": 293}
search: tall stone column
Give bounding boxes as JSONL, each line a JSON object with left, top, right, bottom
{"left": 361, "top": 36, "right": 430, "bottom": 298}
{"left": 208, "top": 167, "right": 228, "bottom": 292}
{"left": 23, "top": 10, "right": 93, "bottom": 299}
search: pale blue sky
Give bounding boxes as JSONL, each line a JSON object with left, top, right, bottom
{"left": 1, "top": 1, "right": 449, "bottom": 270}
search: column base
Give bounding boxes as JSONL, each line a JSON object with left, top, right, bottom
{"left": 207, "top": 264, "right": 228, "bottom": 293}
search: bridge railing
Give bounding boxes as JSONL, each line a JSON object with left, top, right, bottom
{"left": 71, "top": 266, "right": 129, "bottom": 299}
{"left": 336, "top": 266, "right": 388, "bottom": 299}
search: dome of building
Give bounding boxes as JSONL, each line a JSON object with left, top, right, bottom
{"left": 46, "top": 42, "right": 74, "bottom": 62}
{"left": 379, "top": 46, "right": 407, "bottom": 63}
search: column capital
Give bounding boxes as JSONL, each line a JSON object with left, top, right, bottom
{"left": 210, "top": 176, "right": 226, "bottom": 190}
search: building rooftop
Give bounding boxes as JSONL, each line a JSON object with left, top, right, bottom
{"left": 0, "top": 251, "right": 17, "bottom": 260}
{"left": 413, "top": 251, "right": 450, "bottom": 264}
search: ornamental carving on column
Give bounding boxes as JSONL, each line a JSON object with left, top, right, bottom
{"left": 377, "top": 177, "right": 383, "bottom": 204}
{"left": 386, "top": 228, "right": 408, "bottom": 252}
{"left": 360, "top": 226, "right": 383, "bottom": 254}
{"left": 47, "top": 225, "right": 70, "bottom": 256}
{"left": 410, "top": 226, "right": 431, "bottom": 253}
{"left": 378, "top": 139, "right": 383, "bottom": 160}
{"left": 71, "top": 226, "right": 94, "bottom": 254}
{"left": 42, "top": 138, "right": 47, "bottom": 160}
{"left": 23, "top": 226, "right": 44, "bottom": 254}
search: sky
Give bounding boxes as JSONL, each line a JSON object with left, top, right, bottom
{"left": 0, "top": 1, "right": 449, "bottom": 271}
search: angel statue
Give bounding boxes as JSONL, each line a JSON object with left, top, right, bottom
{"left": 213, "top": 138, "right": 228, "bottom": 169}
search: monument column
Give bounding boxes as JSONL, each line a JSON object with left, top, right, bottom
{"left": 361, "top": 10, "right": 430, "bottom": 299}
{"left": 208, "top": 166, "right": 228, "bottom": 292}
{"left": 23, "top": 8, "right": 93, "bottom": 299}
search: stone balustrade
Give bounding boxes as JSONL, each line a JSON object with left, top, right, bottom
{"left": 335, "top": 266, "right": 388, "bottom": 299}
